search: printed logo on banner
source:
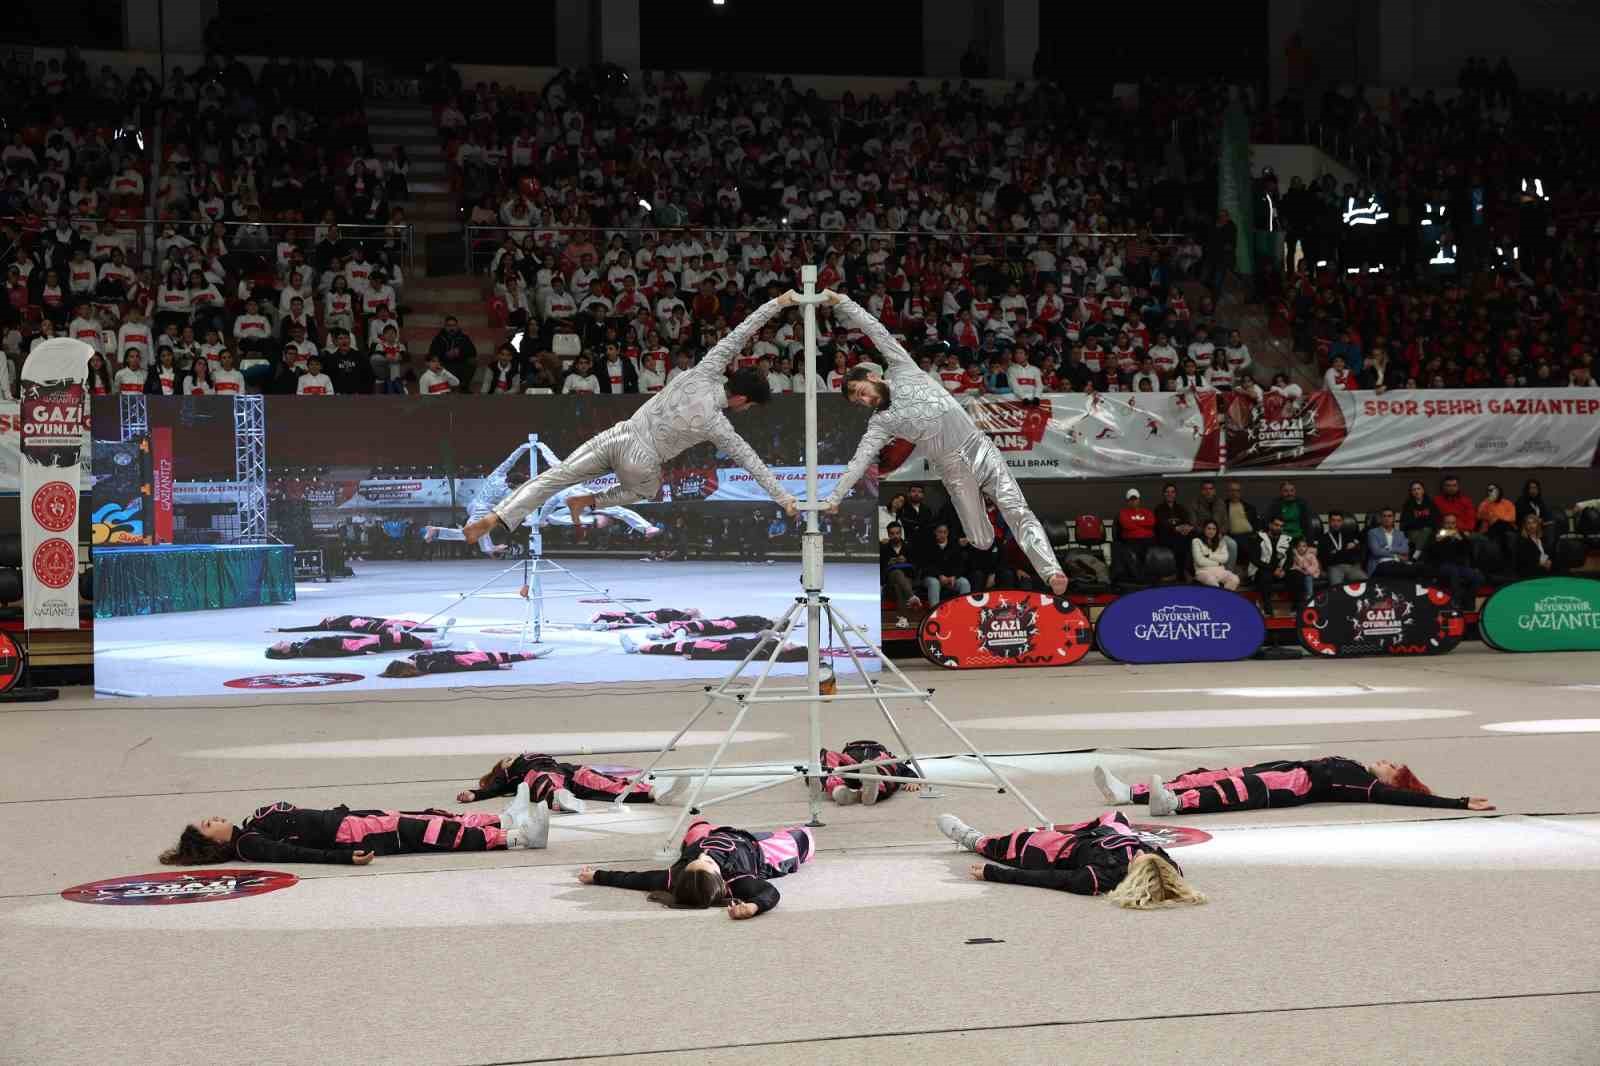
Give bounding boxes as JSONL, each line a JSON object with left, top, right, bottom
{"left": 919, "top": 591, "right": 1093, "bottom": 670}
{"left": 1128, "top": 823, "right": 1213, "bottom": 849}
{"left": 223, "top": 672, "right": 364, "bottom": 689}
{"left": 1480, "top": 577, "right": 1600, "bottom": 653}
{"left": 971, "top": 398, "right": 1054, "bottom": 452}
{"left": 61, "top": 869, "right": 298, "bottom": 906}
{"left": 977, "top": 599, "right": 1038, "bottom": 659}
{"left": 29, "top": 481, "right": 76, "bottom": 532}
{"left": 1298, "top": 582, "right": 1463, "bottom": 658}
{"left": 0, "top": 631, "right": 24, "bottom": 692}
{"left": 1226, "top": 389, "right": 1349, "bottom": 468}
{"left": 1095, "top": 587, "right": 1266, "bottom": 664}
{"left": 31, "top": 537, "right": 76, "bottom": 589}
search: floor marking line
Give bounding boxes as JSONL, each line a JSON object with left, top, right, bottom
{"left": 459, "top": 989, "right": 1600, "bottom": 1064}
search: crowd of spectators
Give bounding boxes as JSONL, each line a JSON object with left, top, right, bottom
{"left": 1, "top": 51, "right": 418, "bottom": 397}
{"left": 435, "top": 65, "right": 1248, "bottom": 398}
{"left": 881, "top": 474, "right": 1593, "bottom": 619}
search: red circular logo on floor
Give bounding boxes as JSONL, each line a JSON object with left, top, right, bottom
{"left": 0, "top": 631, "right": 23, "bottom": 693}
{"left": 30, "top": 481, "right": 77, "bottom": 532}
{"left": 61, "top": 869, "right": 298, "bottom": 905}
{"left": 1129, "top": 823, "right": 1213, "bottom": 849}
{"left": 31, "top": 537, "right": 77, "bottom": 589}
{"left": 223, "top": 672, "right": 364, "bottom": 689}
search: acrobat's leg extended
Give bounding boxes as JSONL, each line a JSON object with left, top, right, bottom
{"left": 945, "top": 435, "right": 1067, "bottom": 595}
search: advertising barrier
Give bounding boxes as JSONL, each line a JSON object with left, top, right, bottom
{"left": 19, "top": 338, "right": 93, "bottom": 629}
{"left": 1479, "top": 576, "right": 1600, "bottom": 653}
{"left": 1094, "top": 586, "right": 1266, "bottom": 664}
{"left": 919, "top": 591, "right": 1093, "bottom": 669}
{"left": 1298, "top": 581, "right": 1465, "bottom": 658}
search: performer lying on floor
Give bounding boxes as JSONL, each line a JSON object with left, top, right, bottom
{"left": 620, "top": 632, "right": 807, "bottom": 661}
{"left": 276, "top": 615, "right": 439, "bottom": 634}
{"left": 937, "top": 809, "right": 1207, "bottom": 908}
{"left": 424, "top": 441, "right": 660, "bottom": 553}
{"left": 652, "top": 614, "right": 775, "bottom": 637}
{"left": 579, "top": 819, "right": 814, "bottom": 919}
{"left": 819, "top": 739, "right": 923, "bottom": 805}
{"left": 379, "top": 648, "right": 551, "bottom": 678}
{"left": 266, "top": 629, "right": 441, "bottom": 659}
{"left": 455, "top": 751, "right": 678, "bottom": 811}
{"left": 1093, "top": 757, "right": 1494, "bottom": 816}
{"left": 590, "top": 607, "right": 700, "bottom": 629}
{"left": 462, "top": 292, "right": 801, "bottom": 545}
{"left": 160, "top": 786, "right": 547, "bottom": 866}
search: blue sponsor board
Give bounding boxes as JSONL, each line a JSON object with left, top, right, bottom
{"left": 1095, "top": 586, "right": 1266, "bottom": 664}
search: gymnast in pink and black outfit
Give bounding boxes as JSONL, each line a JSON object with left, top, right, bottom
{"left": 589, "top": 607, "right": 700, "bottom": 629}
{"left": 652, "top": 615, "right": 775, "bottom": 636}
{"left": 1093, "top": 757, "right": 1494, "bottom": 816}
{"left": 276, "top": 615, "right": 437, "bottom": 634}
{"left": 380, "top": 649, "right": 550, "bottom": 678}
{"left": 936, "top": 809, "right": 1206, "bottom": 908}
{"left": 578, "top": 820, "right": 814, "bottom": 919}
{"left": 454, "top": 751, "right": 674, "bottom": 812}
{"left": 160, "top": 798, "right": 545, "bottom": 866}
{"left": 266, "top": 628, "right": 440, "bottom": 659}
{"left": 818, "top": 739, "right": 923, "bottom": 806}
{"left": 619, "top": 632, "right": 806, "bottom": 661}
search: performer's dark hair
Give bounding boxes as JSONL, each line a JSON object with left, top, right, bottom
{"left": 726, "top": 368, "right": 771, "bottom": 404}
{"left": 845, "top": 365, "right": 877, "bottom": 385}
{"left": 648, "top": 866, "right": 726, "bottom": 908}
{"left": 379, "top": 660, "right": 422, "bottom": 678}
{"left": 160, "top": 825, "right": 234, "bottom": 866}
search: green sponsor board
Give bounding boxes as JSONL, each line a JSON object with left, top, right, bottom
{"left": 1480, "top": 577, "right": 1600, "bottom": 653}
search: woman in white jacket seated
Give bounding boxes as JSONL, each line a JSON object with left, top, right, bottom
{"left": 1191, "top": 519, "right": 1239, "bottom": 590}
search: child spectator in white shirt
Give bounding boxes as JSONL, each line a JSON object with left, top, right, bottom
{"left": 114, "top": 351, "right": 148, "bottom": 393}
{"left": 561, "top": 353, "right": 600, "bottom": 394}
{"left": 1005, "top": 348, "right": 1043, "bottom": 400}
{"left": 417, "top": 354, "right": 460, "bottom": 395}
{"left": 297, "top": 356, "right": 335, "bottom": 395}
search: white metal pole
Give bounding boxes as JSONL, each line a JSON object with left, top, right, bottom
{"left": 800, "top": 264, "right": 825, "bottom": 827}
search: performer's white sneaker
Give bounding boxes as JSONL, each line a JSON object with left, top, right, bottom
{"left": 1147, "top": 775, "right": 1180, "bottom": 817}
{"left": 500, "top": 781, "right": 534, "bottom": 827}
{"left": 551, "top": 788, "right": 586, "bottom": 814}
{"left": 831, "top": 785, "right": 858, "bottom": 805}
{"left": 619, "top": 634, "right": 640, "bottom": 654}
{"left": 521, "top": 804, "right": 551, "bottom": 849}
{"left": 1094, "top": 766, "right": 1132, "bottom": 805}
{"left": 650, "top": 776, "right": 680, "bottom": 805}
{"left": 858, "top": 763, "right": 881, "bottom": 805}
{"left": 937, "top": 813, "right": 983, "bottom": 852}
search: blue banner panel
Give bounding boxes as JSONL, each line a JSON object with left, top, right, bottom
{"left": 1095, "top": 586, "right": 1266, "bottom": 664}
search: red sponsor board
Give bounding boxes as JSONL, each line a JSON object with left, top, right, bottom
{"left": 919, "top": 591, "right": 1093, "bottom": 669}
{"left": 151, "top": 426, "right": 174, "bottom": 543}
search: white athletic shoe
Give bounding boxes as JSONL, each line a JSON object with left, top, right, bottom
{"left": 1147, "top": 775, "right": 1180, "bottom": 817}
{"left": 857, "top": 763, "right": 881, "bottom": 805}
{"left": 650, "top": 776, "right": 680, "bottom": 805}
{"left": 504, "top": 825, "right": 532, "bottom": 849}
{"left": 1094, "top": 766, "right": 1132, "bottom": 805}
{"left": 937, "top": 813, "right": 983, "bottom": 852}
{"left": 500, "top": 781, "right": 533, "bottom": 826}
{"left": 619, "top": 633, "right": 640, "bottom": 654}
{"left": 551, "top": 788, "right": 586, "bottom": 814}
{"left": 831, "top": 785, "right": 858, "bottom": 805}
{"left": 517, "top": 803, "right": 550, "bottom": 850}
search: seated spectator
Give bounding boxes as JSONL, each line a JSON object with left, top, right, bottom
{"left": 297, "top": 354, "right": 335, "bottom": 395}
{"left": 595, "top": 340, "right": 638, "bottom": 394}
{"left": 1154, "top": 483, "right": 1196, "bottom": 578}
{"left": 114, "top": 350, "right": 147, "bottom": 393}
{"left": 561, "top": 353, "right": 600, "bottom": 394}
{"left": 1323, "top": 354, "right": 1356, "bottom": 391}
{"left": 212, "top": 350, "right": 246, "bottom": 394}
{"left": 1191, "top": 520, "right": 1239, "bottom": 590}
{"left": 1251, "top": 515, "right": 1293, "bottom": 610}
{"left": 428, "top": 315, "right": 477, "bottom": 388}
{"left": 919, "top": 523, "right": 971, "bottom": 608}
{"left": 1289, "top": 537, "right": 1321, "bottom": 605}
{"left": 144, "top": 348, "right": 180, "bottom": 396}
{"left": 1114, "top": 488, "right": 1157, "bottom": 584}
{"left": 1399, "top": 479, "right": 1439, "bottom": 556}
{"left": 477, "top": 344, "right": 521, "bottom": 394}
{"left": 1317, "top": 510, "right": 1366, "bottom": 585}
{"left": 1366, "top": 508, "right": 1419, "bottom": 579}
{"left": 1264, "top": 480, "right": 1316, "bottom": 541}
{"left": 1432, "top": 475, "right": 1477, "bottom": 535}
{"left": 1515, "top": 478, "right": 1557, "bottom": 537}
{"left": 881, "top": 521, "right": 921, "bottom": 612}
{"left": 1426, "top": 514, "right": 1483, "bottom": 608}
{"left": 417, "top": 353, "right": 460, "bottom": 396}
{"left": 1477, "top": 482, "right": 1517, "bottom": 556}
{"left": 182, "top": 356, "right": 214, "bottom": 396}
{"left": 1222, "top": 480, "right": 1260, "bottom": 543}
{"left": 1513, "top": 512, "right": 1563, "bottom": 578}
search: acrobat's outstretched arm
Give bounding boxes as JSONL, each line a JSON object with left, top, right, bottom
{"left": 825, "top": 418, "right": 893, "bottom": 506}
{"left": 827, "top": 292, "right": 915, "bottom": 369}
{"left": 694, "top": 293, "right": 793, "bottom": 379}
{"left": 703, "top": 411, "right": 796, "bottom": 508}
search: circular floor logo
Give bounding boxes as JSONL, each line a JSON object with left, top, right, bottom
{"left": 61, "top": 869, "right": 298, "bottom": 905}
{"left": 31, "top": 537, "right": 77, "bottom": 589}
{"left": 1129, "top": 823, "right": 1213, "bottom": 849}
{"left": 0, "top": 631, "right": 23, "bottom": 693}
{"left": 223, "top": 672, "right": 364, "bottom": 689}
{"left": 30, "top": 482, "right": 77, "bottom": 532}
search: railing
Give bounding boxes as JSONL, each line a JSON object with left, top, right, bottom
{"left": 463, "top": 225, "right": 1195, "bottom": 275}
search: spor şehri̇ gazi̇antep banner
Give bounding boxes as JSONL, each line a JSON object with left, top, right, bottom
{"left": 18, "top": 339, "right": 93, "bottom": 629}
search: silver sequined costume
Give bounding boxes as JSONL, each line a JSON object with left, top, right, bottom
{"left": 826, "top": 295, "right": 1062, "bottom": 582}
{"left": 491, "top": 297, "right": 795, "bottom": 529}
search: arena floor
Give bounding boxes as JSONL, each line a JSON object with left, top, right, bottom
{"left": 3, "top": 647, "right": 1598, "bottom": 1065}
{"left": 90, "top": 558, "right": 881, "bottom": 696}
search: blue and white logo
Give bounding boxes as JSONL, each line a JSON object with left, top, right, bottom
{"left": 1096, "top": 586, "right": 1265, "bottom": 664}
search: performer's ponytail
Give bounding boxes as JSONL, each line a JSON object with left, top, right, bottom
{"left": 1389, "top": 765, "right": 1433, "bottom": 795}
{"left": 1106, "top": 853, "right": 1208, "bottom": 910}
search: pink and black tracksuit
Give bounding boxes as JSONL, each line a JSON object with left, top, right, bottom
{"left": 268, "top": 629, "right": 435, "bottom": 659}
{"left": 229, "top": 801, "right": 507, "bottom": 864}
{"left": 463, "top": 752, "right": 655, "bottom": 806}
{"left": 654, "top": 615, "right": 774, "bottom": 636}
{"left": 591, "top": 820, "right": 815, "bottom": 915}
{"left": 1130, "top": 756, "right": 1473, "bottom": 814}
{"left": 820, "top": 739, "right": 919, "bottom": 801}
{"left": 395, "top": 650, "right": 544, "bottom": 675}
{"left": 277, "top": 615, "right": 437, "bottom": 634}
{"left": 975, "top": 810, "right": 1175, "bottom": 896}
{"left": 590, "top": 608, "right": 698, "bottom": 629}
{"left": 633, "top": 635, "right": 806, "bottom": 661}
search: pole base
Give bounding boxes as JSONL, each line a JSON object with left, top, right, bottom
{"left": 0, "top": 687, "right": 59, "bottom": 703}
{"left": 805, "top": 817, "right": 826, "bottom": 828}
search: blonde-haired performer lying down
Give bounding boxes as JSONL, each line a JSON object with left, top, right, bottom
{"left": 937, "top": 809, "right": 1206, "bottom": 909}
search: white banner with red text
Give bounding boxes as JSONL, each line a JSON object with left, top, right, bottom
{"left": 0, "top": 400, "right": 95, "bottom": 493}
{"left": 18, "top": 339, "right": 93, "bottom": 629}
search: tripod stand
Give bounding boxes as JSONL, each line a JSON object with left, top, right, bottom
{"left": 612, "top": 267, "right": 1049, "bottom": 859}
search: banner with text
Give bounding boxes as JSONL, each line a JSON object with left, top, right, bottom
{"left": 19, "top": 339, "right": 93, "bottom": 628}
{"left": 0, "top": 400, "right": 94, "bottom": 493}
{"left": 1226, "top": 389, "right": 1600, "bottom": 471}
{"left": 884, "top": 393, "right": 1222, "bottom": 481}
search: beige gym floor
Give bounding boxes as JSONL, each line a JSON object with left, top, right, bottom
{"left": 2, "top": 647, "right": 1597, "bottom": 1065}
